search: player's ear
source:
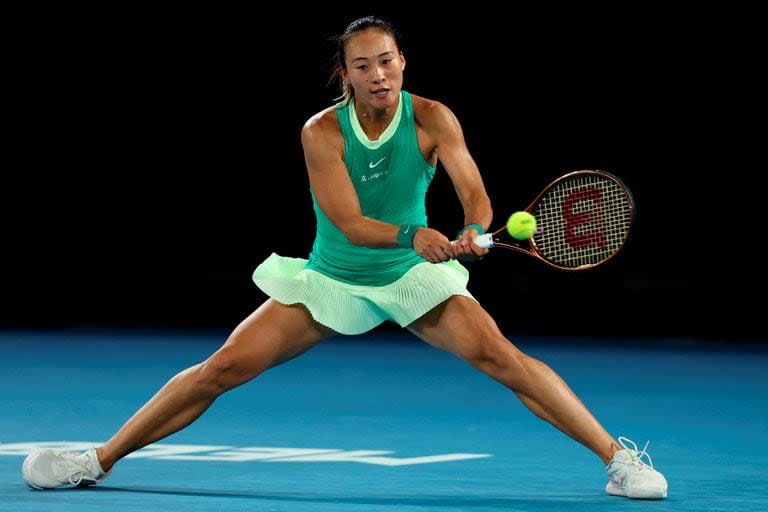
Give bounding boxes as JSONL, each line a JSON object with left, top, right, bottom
{"left": 400, "top": 51, "right": 406, "bottom": 71}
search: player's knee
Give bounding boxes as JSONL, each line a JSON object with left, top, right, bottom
{"left": 196, "top": 350, "right": 253, "bottom": 395}
{"left": 466, "top": 338, "right": 527, "bottom": 385}
{"left": 463, "top": 337, "right": 507, "bottom": 370}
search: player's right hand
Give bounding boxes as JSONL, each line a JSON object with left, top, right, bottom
{"left": 412, "top": 227, "right": 455, "bottom": 263}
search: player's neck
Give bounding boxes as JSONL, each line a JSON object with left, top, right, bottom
{"left": 354, "top": 98, "right": 397, "bottom": 124}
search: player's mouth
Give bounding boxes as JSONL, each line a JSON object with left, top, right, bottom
{"left": 371, "top": 88, "right": 390, "bottom": 97}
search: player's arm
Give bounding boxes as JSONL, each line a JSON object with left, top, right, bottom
{"left": 423, "top": 101, "right": 493, "bottom": 256}
{"left": 301, "top": 113, "right": 397, "bottom": 247}
{"left": 302, "top": 112, "right": 454, "bottom": 262}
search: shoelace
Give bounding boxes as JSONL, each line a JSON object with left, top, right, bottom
{"left": 618, "top": 436, "right": 655, "bottom": 471}
{"left": 52, "top": 452, "right": 94, "bottom": 486}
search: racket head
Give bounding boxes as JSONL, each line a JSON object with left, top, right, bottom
{"left": 525, "top": 170, "right": 635, "bottom": 270}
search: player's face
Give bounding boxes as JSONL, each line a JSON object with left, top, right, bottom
{"left": 343, "top": 28, "right": 405, "bottom": 111}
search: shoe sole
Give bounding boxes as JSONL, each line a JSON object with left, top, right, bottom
{"left": 606, "top": 481, "right": 667, "bottom": 499}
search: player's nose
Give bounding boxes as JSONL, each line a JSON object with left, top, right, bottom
{"left": 370, "top": 68, "right": 385, "bottom": 83}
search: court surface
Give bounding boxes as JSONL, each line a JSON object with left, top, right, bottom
{"left": 1, "top": 330, "right": 766, "bottom": 512}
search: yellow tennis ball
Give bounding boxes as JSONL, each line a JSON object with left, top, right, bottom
{"left": 507, "top": 211, "right": 537, "bottom": 240}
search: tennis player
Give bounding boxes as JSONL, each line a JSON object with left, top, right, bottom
{"left": 23, "top": 16, "right": 667, "bottom": 499}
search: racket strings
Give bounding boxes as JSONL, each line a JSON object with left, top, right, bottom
{"left": 533, "top": 174, "right": 631, "bottom": 268}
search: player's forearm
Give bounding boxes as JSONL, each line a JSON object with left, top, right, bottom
{"left": 340, "top": 216, "right": 401, "bottom": 248}
{"left": 461, "top": 192, "right": 493, "bottom": 232}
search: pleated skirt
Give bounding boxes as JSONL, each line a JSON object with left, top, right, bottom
{"left": 251, "top": 253, "right": 475, "bottom": 335}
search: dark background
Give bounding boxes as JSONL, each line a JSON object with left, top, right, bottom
{"left": 3, "top": 8, "right": 763, "bottom": 340}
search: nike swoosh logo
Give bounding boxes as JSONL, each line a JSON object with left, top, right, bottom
{"left": 403, "top": 226, "right": 410, "bottom": 233}
{"left": 368, "top": 157, "right": 387, "bottom": 168}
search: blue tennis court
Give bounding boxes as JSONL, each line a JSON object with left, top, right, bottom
{"left": 1, "top": 330, "right": 766, "bottom": 512}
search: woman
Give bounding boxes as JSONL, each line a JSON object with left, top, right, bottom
{"left": 22, "top": 16, "right": 667, "bottom": 500}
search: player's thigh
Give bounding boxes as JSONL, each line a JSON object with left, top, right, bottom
{"left": 215, "top": 299, "right": 335, "bottom": 373}
{"left": 406, "top": 295, "right": 511, "bottom": 361}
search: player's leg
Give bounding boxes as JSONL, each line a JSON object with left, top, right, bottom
{"left": 407, "top": 295, "right": 667, "bottom": 499}
{"left": 23, "top": 299, "right": 334, "bottom": 489}
{"left": 98, "top": 299, "right": 334, "bottom": 470}
{"left": 407, "top": 295, "right": 618, "bottom": 462}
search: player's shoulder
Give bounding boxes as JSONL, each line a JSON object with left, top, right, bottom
{"left": 301, "top": 104, "right": 341, "bottom": 145}
{"left": 303, "top": 105, "right": 339, "bottom": 132}
{"left": 411, "top": 93, "right": 447, "bottom": 116}
{"left": 410, "top": 93, "right": 458, "bottom": 130}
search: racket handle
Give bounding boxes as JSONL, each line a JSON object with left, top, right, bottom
{"left": 450, "top": 233, "right": 494, "bottom": 248}
{"left": 474, "top": 233, "right": 494, "bottom": 248}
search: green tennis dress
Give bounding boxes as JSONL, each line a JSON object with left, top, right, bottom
{"left": 252, "top": 91, "right": 474, "bottom": 334}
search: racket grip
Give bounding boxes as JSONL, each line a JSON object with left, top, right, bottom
{"left": 450, "top": 233, "right": 494, "bottom": 248}
{"left": 474, "top": 233, "right": 494, "bottom": 248}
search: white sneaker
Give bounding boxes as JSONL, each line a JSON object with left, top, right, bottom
{"left": 605, "top": 436, "right": 668, "bottom": 499}
{"left": 22, "top": 447, "right": 110, "bottom": 489}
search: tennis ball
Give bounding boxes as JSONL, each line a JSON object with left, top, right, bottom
{"left": 507, "top": 211, "right": 537, "bottom": 240}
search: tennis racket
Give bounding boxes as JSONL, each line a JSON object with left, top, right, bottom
{"left": 471, "top": 169, "right": 635, "bottom": 270}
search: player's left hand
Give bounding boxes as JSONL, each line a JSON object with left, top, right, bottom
{"left": 454, "top": 228, "right": 490, "bottom": 262}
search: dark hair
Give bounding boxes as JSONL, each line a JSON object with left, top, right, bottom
{"left": 329, "top": 16, "right": 400, "bottom": 104}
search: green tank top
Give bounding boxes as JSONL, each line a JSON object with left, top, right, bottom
{"left": 306, "top": 91, "right": 437, "bottom": 286}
